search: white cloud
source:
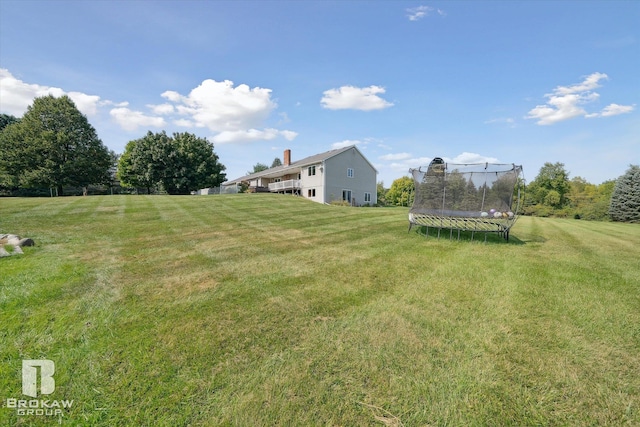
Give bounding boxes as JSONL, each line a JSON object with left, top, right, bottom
{"left": 161, "top": 79, "right": 276, "bottom": 132}
{"left": 66, "top": 92, "right": 101, "bottom": 116}
{"left": 587, "top": 103, "right": 635, "bottom": 118}
{"left": 407, "top": 5, "right": 432, "bottom": 21}
{"left": 0, "top": 68, "right": 101, "bottom": 117}
{"left": 406, "top": 5, "right": 445, "bottom": 21}
{"left": 101, "top": 100, "right": 129, "bottom": 108}
{"left": 147, "top": 103, "right": 175, "bottom": 115}
{"left": 280, "top": 130, "right": 298, "bottom": 141}
{"left": 331, "top": 139, "right": 369, "bottom": 149}
{"left": 554, "top": 72, "right": 607, "bottom": 95}
{"left": 155, "top": 79, "right": 296, "bottom": 144}
{"left": 484, "top": 117, "right": 516, "bottom": 127}
{"left": 160, "top": 90, "right": 183, "bottom": 103}
{"left": 526, "top": 72, "right": 633, "bottom": 125}
{"left": 0, "top": 69, "right": 294, "bottom": 143}
{"left": 109, "top": 107, "right": 166, "bottom": 132}
{"left": 321, "top": 85, "right": 393, "bottom": 111}
{"left": 380, "top": 152, "right": 499, "bottom": 178}
{"left": 448, "top": 152, "right": 499, "bottom": 164}
{"left": 174, "top": 118, "right": 195, "bottom": 127}
{"left": 380, "top": 152, "right": 412, "bottom": 161}
{"left": 212, "top": 128, "right": 298, "bottom": 144}
{"left": 278, "top": 112, "right": 290, "bottom": 124}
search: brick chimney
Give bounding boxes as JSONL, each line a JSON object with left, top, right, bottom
{"left": 284, "top": 149, "right": 291, "bottom": 166}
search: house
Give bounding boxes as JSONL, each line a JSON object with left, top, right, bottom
{"left": 222, "top": 145, "right": 378, "bottom": 206}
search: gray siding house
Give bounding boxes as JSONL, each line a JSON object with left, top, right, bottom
{"left": 222, "top": 145, "right": 378, "bottom": 206}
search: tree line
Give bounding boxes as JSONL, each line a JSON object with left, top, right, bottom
{"left": 379, "top": 162, "right": 639, "bottom": 223}
{"left": 0, "top": 95, "right": 226, "bottom": 196}
{"left": 1, "top": 95, "right": 637, "bottom": 222}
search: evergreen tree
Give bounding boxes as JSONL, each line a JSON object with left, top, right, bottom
{"left": 609, "top": 165, "right": 640, "bottom": 222}
{"left": 248, "top": 163, "right": 269, "bottom": 174}
{"left": 271, "top": 157, "right": 282, "bottom": 168}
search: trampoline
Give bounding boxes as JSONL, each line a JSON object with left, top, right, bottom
{"left": 408, "top": 158, "right": 524, "bottom": 241}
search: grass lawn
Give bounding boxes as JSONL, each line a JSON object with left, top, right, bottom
{"left": 1, "top": 194, "right": 639, "bottom": 426}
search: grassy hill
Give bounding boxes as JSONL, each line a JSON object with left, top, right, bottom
{"left": 1, "top": 194, "right": 639, "bottom": 426}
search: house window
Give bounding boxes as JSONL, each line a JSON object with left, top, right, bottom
{"left": 308, "top": 188, "right": 316, "bottom": 197}
{"left": 347, "top": 168, "right": 354, "bottom": 178}
{"left": 308, "top": 165, "right": 316, "bottom": 176}
{"left": 364, "top": 192, "right": 371, "bottom": 203}
{"left": 342, "top": 189, "right": 352, "bottom": 203}
{"left": 274, "top": 178, "right": 281, "bottom": 182}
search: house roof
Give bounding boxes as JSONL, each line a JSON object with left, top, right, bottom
{"left": 223, "top": 145, "right": 377, "bottom": 185}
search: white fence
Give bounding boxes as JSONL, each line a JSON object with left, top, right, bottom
{"left": 268, "top": 180, "right": 301, "bottom": 192}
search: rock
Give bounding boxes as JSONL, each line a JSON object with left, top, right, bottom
{"left": 18, "top": 238, "right": 35, "bottom": 247}
{"left": 7, "top": 235, "right": 21, "bottom": 246}
{"left": 0, "top": 246, "right": 10, "bottom": 257}
{"left": 0, "top": 233, "right": 34, "bottom": 255}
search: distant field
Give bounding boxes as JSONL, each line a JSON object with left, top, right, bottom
{"left": 1, "top": 194, "right": 639, "bottom": 426}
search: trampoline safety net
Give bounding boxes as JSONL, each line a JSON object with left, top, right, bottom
{"left": 408, "top": 158, "right": 523, "bottom": 241}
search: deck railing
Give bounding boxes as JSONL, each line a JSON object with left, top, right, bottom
{"left": 268, "top": 179, "right": 301, "bottom": 191}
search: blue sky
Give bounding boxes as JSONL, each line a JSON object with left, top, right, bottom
{"left": 1, "top": 1, "right": 638, "bottom": 186}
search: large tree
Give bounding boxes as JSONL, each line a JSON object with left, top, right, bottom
{"left": 386, "top": 176, "right": 414, "bottom": 206}
{"left": 0, "top": 95, "right": 112, "bottom": 195}
{"left": 117, "top": 132, "right": 167, "bottom": 194}
{"left": 609, "top": 165, "right": 640, "bottom": 222}
{"left": 527, "top": 162, "right": 571, "bottom": 208}
{"left": 117, "top": 131, "right": 226, "bottom": 195}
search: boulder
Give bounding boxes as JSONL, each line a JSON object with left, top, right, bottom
{"left": 0, "top": 233, "right": 35, "bottom": 255}
{"left": 6, "top": 235, "right": 21, "bottom": 246}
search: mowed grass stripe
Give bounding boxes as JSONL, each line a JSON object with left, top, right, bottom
{"left": 1, "top": 195, "right": 638, "bottom": 426}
